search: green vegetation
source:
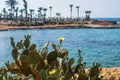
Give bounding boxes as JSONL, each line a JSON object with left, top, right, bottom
{"left": 85, "top": 11, "right": 92, "bottom": 21}
{"left": 5, "top": 0, "right": 18, "bottom": 20}
{"left": 49, "top": 6, "right": 52, "bottom": 18}
{"left": 0, "top": 0, "right": 116, "bottom": 26}
{"left": 0, "top": 35, "right": 102, "bottom": 80}
{"left": 23, "top": 0, "right": 28, "bottom": 21}
{"left": 69, "top": 4, "right": 73, "bottom": 19}
{"left": 76, "top": 6, "right": 80, "bottom": 18}
{"left": 0, "top": 0, "right": 94, "bottom": 26}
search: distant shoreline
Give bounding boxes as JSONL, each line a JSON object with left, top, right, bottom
{"left": 0, "top": 23, "right": 120, "bottom": 31}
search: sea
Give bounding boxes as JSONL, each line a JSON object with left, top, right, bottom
{"left": 0, "top": 18, "right": 120, "bottom": 68}
{"left": 92, "top": 18, "right": 120, "bottom": 23}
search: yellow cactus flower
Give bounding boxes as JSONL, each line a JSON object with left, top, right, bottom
{"left": 58, "top": 37, "right": 64, "bottom": 41}
{"left": 49, "top": 70, "right": 57, "bottom": 75}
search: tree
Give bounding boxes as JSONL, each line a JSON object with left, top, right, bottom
{"left": 69, "top": 4, "right": 73, "bottom": 19}
{"left": 0, "top": 13, "right": 2, "bottom": 19}
{"left": 85, "top": 10, "right": 92, "bottom": 20}
{"left": 76, "top": 6, "right": 79, "bottom": 18}
{"left": 23, "top": 0, "right": 28, "bottom": 21}
{"left": 49, "top": 6, "right": 52, "bottom": 17}
{"left": 43, "top": 8, "right": 47, "bottom": 23}
{"left": 38, "top": 7, "right": 42, "bottom": 20}
{"left": 14, "top": 7, "right": 19, "bottom": 21}
{"left": 19, "top": 9, "right": 24, "bottom": 21}
{"left": 8, "top": 9, "right": 11, "bottom": 19}
{"left": 2, "top": 8, "right": 7, "bottom": 19}
{"left": 5, "top": 0, "right": 18, "bottom": 19}
{"left": 56, "top": 13, "right": 61, "bottom": 18}
{"left": 56, "top": 12, "right": 61, "bottom": 23}
{"left": 29, "top": 9, "right": 35, "bottom": 22}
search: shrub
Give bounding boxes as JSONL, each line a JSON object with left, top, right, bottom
{"left": 17, "top": 22, "right": 44, "bottom": 26}
{"left": 17, "top": 22, "right": 26, "bottom": 26}
{"left": 31, "top": 22, "right": 44, "bottom": 26}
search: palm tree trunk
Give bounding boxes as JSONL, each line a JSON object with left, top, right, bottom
{"left": 15, "top": 12, "right": 18, "bottom": 22}
{"left": 43, "top": 12, "right": 46, "bottom": 23}
{"left": 10, "top": 6, "right": 13, "bottom": 20}
{"left": 50, "top": 9, "right": 52, "bottom": 18}
{"left": 77, "top": 9, "right": 79, "bottom": 18}
{"left": 26, "top": 10, "right": 28, "bottom": 21}
{"left": 71, "top": 8, "right": 72, "bottom": 19}
{"left": 31, "top": 14, "right": 32, "bottom": 22}
{"left": 13, "top": 9, "right": 15, "bottom": 21}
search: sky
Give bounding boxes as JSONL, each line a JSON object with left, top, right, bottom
{"left": 0, "top": 0, "right": 120, "bottom": 18}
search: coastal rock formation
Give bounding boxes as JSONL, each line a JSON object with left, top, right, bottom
{"left": 100, "top": 68, "right": 120, "bottom": 80}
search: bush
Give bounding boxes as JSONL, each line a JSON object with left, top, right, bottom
{"left": 17, "top": 22, "right": 26, "bottom": 26}
{"left": 31, "top": 22, "right": 44, "bottom": 26}
{"left": 7, "top": 24, "right": 17, "bottom": 26}
{"left": 17, "top": 22, "right": 44, "bottom": 26}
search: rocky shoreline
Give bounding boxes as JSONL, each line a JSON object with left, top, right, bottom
{"left": 76, "top": 68, "right": 120, "bottom": 80}
{"left": 0, "top": 23, "right": 120, "bottom": 31}
{"left": 100, "top": 68, "right": 120, "bottom": 80}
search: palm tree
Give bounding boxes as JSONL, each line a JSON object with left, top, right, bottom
{"left": 8, "top": 9, "right": 11, "bottom": 19}
{"left": 14, "top": 7, "right": 19, "bottom": 21}
{"left": 2, "top": 8, "right": 7, "bottom": 19}
{"left": 19, "top": 9, "right": 24, "bottom": 21}
{"left": 49, "top": 6, "right": 52, "bottom": 17}
{"left": 85, "top": 10, "right": 92, "bottom": 20}
{"left": 56, "top": 12, "right": 61, "bottom": 23}
{"left": 29, "top": 9, "right": 35, "bottom": 22}
{"left": 0, "top": 13, "right": 2, "bottom": 19}
{"left": 69, "top": 4, "right": 73, "bottom": 19}
{"left": 56, "top": 13, "right": 61, "bottom": 18}
{"left": 0, "top": 13, "right": 2, "bottom": 24}
{"left": 43, "top": 8, "right": 47, "bottom": 23}
{"left": 27, "top": 13, "right": 30, "bottom": 21}
{"left": 5, "top": 0, "right": 18, "bottom": 19}
{"left": 23, "top": 0, "right": 28, "bottom": 21}
{"left": 38, "top": 7, "right": 42, "bottom": 20}
{"left": 76, "top": 6, "right": 79, "bottom": 18}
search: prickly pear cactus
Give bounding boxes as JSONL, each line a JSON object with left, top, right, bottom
{"left": 16, "top": 40, "right": 23, "bottom": 49}
{"left": 3, "top": 35, "right": 103, "bottom": 80}
{"left": 24, "top": 35, "right": 31, "bottom": 49}
{"left": 41, "top": 42, "right": 49, "bottom": 60}
{"left": 20, "top": 54, "right": 34, "bottom": 66}
{"left": 89, "top": 62, "right": 102, "bottom": 80}
{"left": 12, "top": 47, "right": 18, "bottom": 60}
{"left": 10, "top": 37, "right": 15, "bottom": 48}
{"left": 58, "top": 49, "right": 68, "bottom": 58}
{"left": 29, "top": 44, "right": 36, "bottom": 50}
{"left": 52, "top": 43, "right": 57, "bottom": 51}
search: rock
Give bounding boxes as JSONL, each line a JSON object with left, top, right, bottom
{"left": 100, "top": 68, "right": 120, "bottom": 80}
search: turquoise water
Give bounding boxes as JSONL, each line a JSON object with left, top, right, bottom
{"left": 0, "top": 29, "right": 120, "bottom": 68}
{"left": 92, "top": 18, "right": 120, "bottom": 23}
